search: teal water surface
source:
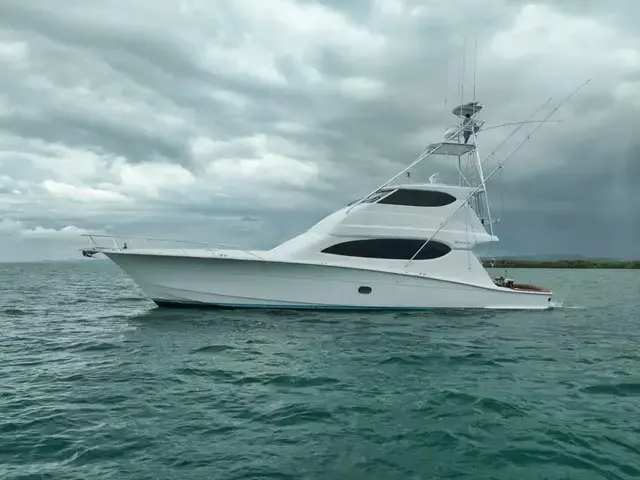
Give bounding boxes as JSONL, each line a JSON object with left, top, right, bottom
{"left": 1, "top": 261, "right": 639, "bottom": 479}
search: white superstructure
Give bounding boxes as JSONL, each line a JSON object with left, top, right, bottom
{"left": 81, "top": 88, "right": 589, "bottom": 310}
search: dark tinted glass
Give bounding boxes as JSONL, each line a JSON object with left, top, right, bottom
{"left": 377, "top": 189, "right": 456, "bottom": 207}
{"left": 322, "top": 238, "right": 451, "bottom": 260}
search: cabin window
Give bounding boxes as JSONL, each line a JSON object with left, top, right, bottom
{"left": 358, "top": 286, "right": 372, "bottom": 294}
{"left": 377, "top": 189, "right": 456, "bottom": 207}
{"left": 321, "top": 238, "right": 451, "bottom": 260}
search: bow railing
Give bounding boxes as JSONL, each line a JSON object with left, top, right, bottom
{"left": 81, "top": 234, "right": 265, "bottom": 260}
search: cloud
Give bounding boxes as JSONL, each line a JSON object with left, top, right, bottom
{"left": 21, "top": 224, "right": 93, "bottom": 240}
{"left": 43, "top": 180, "right": 130, "bottom": 203}
{"left": 0, "top": 0, "right": 638, "bottom": 262}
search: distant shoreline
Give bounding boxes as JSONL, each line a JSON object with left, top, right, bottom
{"left": 482, "top": 259, "right": 640, "bottom": 269}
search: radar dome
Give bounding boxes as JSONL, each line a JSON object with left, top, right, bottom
{"left": 444, "top": 126, "right": 460, "bottom": 141}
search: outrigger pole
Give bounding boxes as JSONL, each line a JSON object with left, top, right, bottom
{"left": 478, "top": 99, "right": 552, "bottom": 170}
{"left": 472, "top": 97, "right": 552, "bottom": 235}
{"left": 405, "top": 78, "right": 592, "bottom": 267}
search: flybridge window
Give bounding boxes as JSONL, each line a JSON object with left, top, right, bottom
{"left": 321, "top": 238, "right": 451, "bottom": 260}
{"left": 377, "top": 189, "right": 456, "bottom": 207}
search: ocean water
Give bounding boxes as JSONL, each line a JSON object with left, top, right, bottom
{"left": 1, "top": 261, "right": 639, "bottom": 480}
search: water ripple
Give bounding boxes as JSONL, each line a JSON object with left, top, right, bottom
{"left": 0, "top": 263, "right": 639, "bottom": 479}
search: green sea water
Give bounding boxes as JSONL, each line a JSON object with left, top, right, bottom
{"left": 1, "top": 261, "right": 639, "bottom": 479}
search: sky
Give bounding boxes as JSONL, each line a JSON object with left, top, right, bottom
{"left": 0, "top": 0, "right": 638, "bottom": 262}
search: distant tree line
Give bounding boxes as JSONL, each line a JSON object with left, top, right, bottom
{"left": 481, "top": 259, "right": 640, "bottom": 269}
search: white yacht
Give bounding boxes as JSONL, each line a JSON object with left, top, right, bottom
{"left": 81, "top": 98, "right": 576, "bottom": 311}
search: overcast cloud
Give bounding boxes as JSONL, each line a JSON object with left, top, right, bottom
{"left": 0, "top": 0, "right": 638, "bottom": 262}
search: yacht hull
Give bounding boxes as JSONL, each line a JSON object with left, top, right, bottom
{"left": 105, "top": 252, "right": 553, "bottom": 311}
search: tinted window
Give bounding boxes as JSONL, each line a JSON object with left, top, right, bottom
{"left": 321, "top": 239, "right": 451, "bottom": 260}
{"left": 377, "top": 189, "right": 456, "bottom": 207}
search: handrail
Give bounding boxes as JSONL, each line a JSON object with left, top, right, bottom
{"left": 83, "top": 233, "right": 210, "bottom": 245}
{"left": 81, "top": 234, "right": 265, "bottom": 260}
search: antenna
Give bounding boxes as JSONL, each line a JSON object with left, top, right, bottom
{"left": 473, "top": 36, "right": 478, "bottom": 103}
{"left": 456, "top": 63, "right": 461, "bottom": 111}
{"left": 444, "top": 57, "right": 448, "bottom": 115}
{"left": 461, "top": 36, "right": 466, "bottom": 105}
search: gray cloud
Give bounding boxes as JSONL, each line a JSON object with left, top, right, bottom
{"left": 0, "top": 0, "right": 638, "bottom": 262}
{"left": 0, "top": 112, "right": 190, "bottom": 165}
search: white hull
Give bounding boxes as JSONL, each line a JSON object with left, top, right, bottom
{"left": 105, "top": 252, "right": 553, "bottom": 311}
